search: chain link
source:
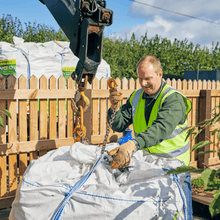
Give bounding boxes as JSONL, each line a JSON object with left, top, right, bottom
{"left": 81, "top": 134, "right": 92, "bottom": 145}
{"left": 76, "top": 104, "right": 92, "bottom": 145}
{"left": 79, "top": 103, "right": 118, "bottom": 148}
{"left": 74, "top": 77, "right": 119, "bottom": 150}
{"left": 101, "top": 103, "right": 118, "bottom": 154}
{"left": 80, "top": 103, "right": 118, "bottom": 148}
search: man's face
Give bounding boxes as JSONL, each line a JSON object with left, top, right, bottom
{"left": 137, "top": 61, "right": 162, "bottom": 96}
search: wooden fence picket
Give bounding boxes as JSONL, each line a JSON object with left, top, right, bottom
{"left": 198, "top": 80, "right": 202, "bottom": 90}
{"left": 67, "top": 77, "right": 75, "bottom": 138}
{"left": 129, "top": 78, "right": 135, "bottom": 91}
{"left": 171, "top": 79, "right": 177, "bottom": 88}
{"left": 207, "top": 80, "right": 211, "bottom": 89}
{"left": 0, "top": 155, "right": 7, "bottom": 197}
{"left": 122, "top": 77, "right": 128, "bottom": 105}
{"left": 136, "top": 78, "right": 141, "bottom": 89}
{"left": 92, "top": 78, "right": 99, "bottom": 136}
{"left": 100, "top": 78, "right": 107, "bottom": 136}
{"left": 217, "top": 81, "right": 220, "bottom": 89}
{"left": 7, "top": 75, "right": 17, "bottom": 196}
{"left": 39, "top": 76, "right": 48, "bottom": 141}
{"left": 0, "top": 75, "right": 7, "bottom": 198}
{"left": 182, "top": 79, "right": 187, "bottom": 90}
{"left": 29, "top": 76, "right": 38, "bottom": 141}
{"left": 39, "top": 76, "right": 48, "bottom": 157}
{"left": 58, "top": 76, "right": 66, "bottom": 139}
{"left": 188, "top": 80, "right": 192, "bottom": 90}
{"left": 202, "top": 80, "right": 207, "bottom": 89}
{"left": 190, "top": 96, "right": 199, "bottom": 167}
{"left": 18, "top": 75, "right": 28, "bottom": 181}
{"left": 0, "top": 75, "right": 6, "bottom": 143}
{"left": 49, "top": 76, "right": 57, "bottom": 140}
{"left": 177, "top": 79, "right": 182, "bottom": 90}
{"left": 166, "top": 78, "right": 171, "bottom": 86}
{"left": 212, "top": 80, "right": 216, "bottom": 89}
{"left": 193, "top": 80, "right": 197, "bottom": 90}
{"left": 29, "top": 76, "right": 38, "bottom": 162}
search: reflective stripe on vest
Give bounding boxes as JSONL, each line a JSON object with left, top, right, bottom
{"left": 130, "top": 85, "right": 192, "bottom": 165}
{"left": 131, "top": 89, "right": 144, "bottom": 122}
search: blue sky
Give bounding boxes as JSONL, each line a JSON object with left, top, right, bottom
{"left": 1, "top": 0, "right": 145, "bottom": 36}
{"left": 1, "top": 0, "right": 220, "bottom": 48}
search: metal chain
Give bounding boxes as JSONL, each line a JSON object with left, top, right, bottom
{"left": 77, "top": 116, "right": 92, "bottom": 145}
{"left": 77, "top": 103, "right": 92, "bottom": 145}
{"left": 79, "top": 102, "right": 118, "bottom": 147}
{"left": 74, "top": 128, "right": 92, "bottom": 145}
{"left": 101, "top": 103, "right": 118, "bottom": 154}
{"left": 81, "top": 135, "right": 92, "bottom": 145}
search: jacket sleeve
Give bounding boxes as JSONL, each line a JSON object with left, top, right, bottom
{"left": 107, "top": 94, "right": 133, "bottom": 133}
{"left": 135, "top": 92, "right": 186, "bottom": 149}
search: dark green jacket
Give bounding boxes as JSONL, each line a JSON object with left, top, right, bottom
{"left": 107, "top": 80, "right": 186, "bottom": 149}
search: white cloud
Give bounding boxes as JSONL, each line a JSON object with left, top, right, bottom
{"left": 108, "top": 16, "right": 194, "bottom": 42}
{"left": 129, "top": 0, "right": 220, "bottom": 22}
{"left": 108, "top": 1, "right": 220, "bottom": 48}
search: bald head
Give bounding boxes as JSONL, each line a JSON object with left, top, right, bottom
{"left": 136, "top": 55, "right": 163, "bottom": 76}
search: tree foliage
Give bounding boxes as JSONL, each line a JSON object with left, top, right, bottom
{"left": 102, "top": 33, "right": 220, "bottom": 79}
{"left": 0, "top": 14, "right": 68, "bottom": 43}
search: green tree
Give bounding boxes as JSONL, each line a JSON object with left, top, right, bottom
{"left": 0, "top": 14, "right": 68, "bottom": 43}
{"left": 0, "top": 14, "right": 23, "bottom": 43}
{"left": 22, "top": 22, "right": 68, "bottom": 42}
{"left": 102, "top": 33, "right": 220, "bottom": 79}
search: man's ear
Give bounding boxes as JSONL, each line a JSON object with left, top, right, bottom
{"left": 159, "top": 70, "right": 163, "bottom": 78}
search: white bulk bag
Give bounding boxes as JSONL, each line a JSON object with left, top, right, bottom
{"left": 96, "top": 58, "right": 111, "bottom": 80}
{"left": 0, "top": 40, "right": 29, "bottom": 79}
{"left": 9, "top": 142, "right": 186, "bottom": 220}
{"left": 43, "top": 40, "right": 111, "bottom": 80}
{"left": 1, "top": 38, "right": 111, "bottom": 85}
{"left": 12, "top": 37, "right": 63, "bottom": 81}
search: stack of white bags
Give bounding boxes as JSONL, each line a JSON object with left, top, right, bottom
{"left": 10, "top": 142, "right": 186, "bottom": 220}
{"left": 0, "top": 37, "right": 111, "bottom": 83}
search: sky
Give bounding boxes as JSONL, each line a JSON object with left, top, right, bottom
{"left": 1, "top": 0, "right": 220, "bottom": 49}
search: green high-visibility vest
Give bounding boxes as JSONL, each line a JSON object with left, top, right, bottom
{"left": 130, "top": 85, "right": 192, "bottom": 165}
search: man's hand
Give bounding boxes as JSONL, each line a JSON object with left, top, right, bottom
{"left": 108, "top": 140, "right": 137, "bottom": 169}
{"left": 109, "top": 87, "right": 123, "bottom": 110}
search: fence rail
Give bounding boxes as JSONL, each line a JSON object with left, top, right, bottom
{"left": 0, "top": 74, "right": 220, "bottom": 209}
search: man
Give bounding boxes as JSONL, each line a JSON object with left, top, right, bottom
{"left": 107, "top": 55, "right": 193, "bottom": 219}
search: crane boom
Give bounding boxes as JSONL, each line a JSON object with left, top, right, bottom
{"left": 40, "top": 0, "right": 113, "bottom": 85}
